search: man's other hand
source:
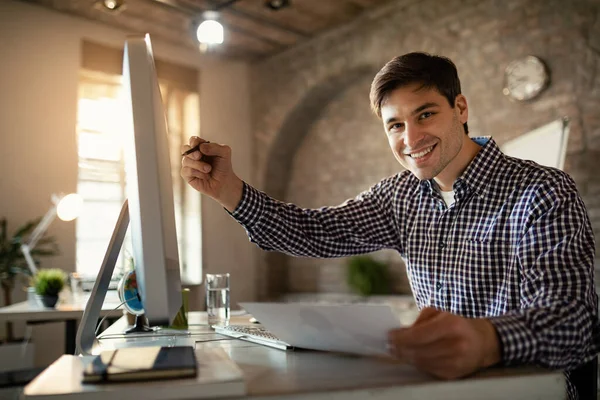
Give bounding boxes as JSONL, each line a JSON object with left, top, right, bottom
{"left": 387, "top": 307, "right": 501, "bottom": 379}
{"left": 180, "top": 136, "right": 243, "bottom": 212}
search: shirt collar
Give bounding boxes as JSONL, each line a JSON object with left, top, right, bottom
{"left": 456, "top": 136, "right": 503, "bottom": 199}
{"left": 418, "top": 136, "right": 502, "bottom": 199}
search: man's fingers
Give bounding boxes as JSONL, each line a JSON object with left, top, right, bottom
{"left": 390, "top": 334, "right": 457, "bottom": 361}
{"left": 181, "top": 166, "right": 209, "bottom": 180}
{"left": 191, "top": 168, "right": 209, "bottom": 179}
{"left": 182, "top": 157, "right": 212, "bottom": 173}
{"left": 188, "top": 136, "right": 201, "bottom": 146}
{"left": 182, "top": 137, "right": 210, "bottom": 160}
{"left": 388, "top": 307, "right": 442, "bottom": 347}
{"left": 413, "top": 307, "right": 440, "bottom": 325}
{"left": 199, "top": 142, "right": 231, "bottom": 159}
{"left": 389, "top": 313, "right": 448, "bottom": 347}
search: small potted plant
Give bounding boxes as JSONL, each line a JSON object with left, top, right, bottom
{"left": 346, "top": 255, "right": 391, "bottom": 297}
{"left": 33, "top": 268, "right": 66, "bottom": 308}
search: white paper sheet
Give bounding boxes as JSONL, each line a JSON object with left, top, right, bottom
{"left": 240, "top": 302, "right": 403, "bottom": 356}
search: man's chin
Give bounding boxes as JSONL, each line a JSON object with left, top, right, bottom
{"left": 410, "top": 169, "right": 435, "bottom": 181}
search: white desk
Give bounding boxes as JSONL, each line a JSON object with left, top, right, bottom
{"left": 23, "top": 311, "right": 565, "bottom": 400}
{"left": 0, "top": 291, "right": 123, "bottom": 354}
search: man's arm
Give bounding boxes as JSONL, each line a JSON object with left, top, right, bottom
{"left": 230, "top": 178, "right": 403, "bottom": 258}
{"left": 489, "top": 172, "right": 599, "bottom": 370}
{"left": 181, "top": 136, "right": 405, "bottom": 258}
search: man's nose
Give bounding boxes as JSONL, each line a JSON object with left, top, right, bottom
{"left": 403, "top": 123, "right": 425, "bottom": 150}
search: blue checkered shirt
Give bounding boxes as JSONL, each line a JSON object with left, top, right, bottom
{"left": 231, "top": 137, "right": 599, "bottom": 399}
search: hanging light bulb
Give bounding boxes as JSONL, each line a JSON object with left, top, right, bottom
{"left": 196, "top": 11, "right": 224, "bottom": 45}
{"left": 101, "top": 0, "right": 125, "bottom": 11}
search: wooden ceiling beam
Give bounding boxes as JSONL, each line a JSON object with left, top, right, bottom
{"left": 17, "top": 0, "right": 393, "bottom": 61}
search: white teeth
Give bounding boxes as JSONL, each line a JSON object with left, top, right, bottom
{"left": 410, "top": 145, "right": 434, "bottom": 159}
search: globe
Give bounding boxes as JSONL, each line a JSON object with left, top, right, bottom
{"left": 117, "top": 269, "right": 144, "bottom": 315}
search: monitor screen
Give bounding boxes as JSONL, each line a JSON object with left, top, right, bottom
{"left": 121, "top": 34, "right": 182, "bottom": 326}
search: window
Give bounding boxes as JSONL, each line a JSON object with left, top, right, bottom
{"left": 76, "top": 44, "right": 201, "bottom": 284}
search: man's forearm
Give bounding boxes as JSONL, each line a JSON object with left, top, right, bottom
{"left": 229, "top": 182, "right": 399, "bottom": 258}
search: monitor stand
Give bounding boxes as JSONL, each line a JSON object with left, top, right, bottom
{"left": 125, "top": 314, "right": 154, "bottom": 334}
{"left": 76, "top": 200, "right": 131, "bottom": 356}
{"left": 75, "top": 200, "right": 189, "bottom": 355}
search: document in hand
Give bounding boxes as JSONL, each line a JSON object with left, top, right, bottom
{"left": 82, "top": 346, "right": 196, "bottom": 383}
{"left": 240, "top": 302, "right": 403, "bottom": 356}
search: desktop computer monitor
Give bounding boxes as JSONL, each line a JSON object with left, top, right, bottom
{"left": 122, "top": 34, "right": 182, "bottom": 326}
{"left": 76, "top": 34, "right": 182, "bottom": 355}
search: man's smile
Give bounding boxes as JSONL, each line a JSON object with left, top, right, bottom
{"left": 405, "top": 143, "right": 437, "bottom": 160}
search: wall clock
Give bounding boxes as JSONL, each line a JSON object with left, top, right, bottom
{"left": 502, "top": 56, "right": 550, "bottom": 101}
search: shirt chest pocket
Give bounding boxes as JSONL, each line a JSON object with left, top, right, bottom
{"left": 451, "top": 239, "right": 516, "bottom": 316}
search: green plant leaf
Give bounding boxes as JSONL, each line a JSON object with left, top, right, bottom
{"left": 0, "top": 218, "right": 7, "bottom": 244}
{"left": 11, "top": 219, "right": 40, "bottom": 244}
{"left": 346, "top": 255, "right": 391, "bottom": 296}
{"left": 33, "top": 268, "right": 66, "bottom": 296}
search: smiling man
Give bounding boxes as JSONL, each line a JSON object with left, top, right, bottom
{"left": 181, "top": 52, "right": 599, "bottom": 400}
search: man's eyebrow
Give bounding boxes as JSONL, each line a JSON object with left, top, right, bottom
{"left": 384, "top": 102, "right": 440, "bottom": 126}
{"left": 411, "top": 102, "right": 439, "bottom": 116}
{"left": 384, "top": 116, "right": 399, "bottom": 126}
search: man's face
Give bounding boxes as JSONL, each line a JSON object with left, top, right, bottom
{"left": 380, "top": 84, "right": 469, "bottom": 182}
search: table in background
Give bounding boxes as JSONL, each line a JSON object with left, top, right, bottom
{"left": 0, "top": 291, "right": 123, "bottom": 354}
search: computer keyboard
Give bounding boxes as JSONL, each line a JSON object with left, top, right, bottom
{"left": 213, "top": 324, "right": 292, "bottom": 350}
{"left": 222, "top": 325, "right": 280, "bottom": 341}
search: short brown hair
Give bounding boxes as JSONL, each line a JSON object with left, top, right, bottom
{"left": 369, "top": 52, "right": 468, "bottom": 134}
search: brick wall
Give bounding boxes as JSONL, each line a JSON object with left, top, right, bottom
{"left": 249, "top": 0, "right": 600, "bottom": 298}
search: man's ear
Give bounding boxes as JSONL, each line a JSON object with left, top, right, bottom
{"left": 455, "top": 94, "right": 468, "bottom": 125}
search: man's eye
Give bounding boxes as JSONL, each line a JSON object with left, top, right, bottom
{"left": 419, "top": 112, "right": 433, "bottom": 120}
{"left": 389, "top": 123, "right": 404, "bottom": 131}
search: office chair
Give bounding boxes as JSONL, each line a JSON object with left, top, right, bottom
{"left": 570, "top": 356, "right": 598, "bottom": 400}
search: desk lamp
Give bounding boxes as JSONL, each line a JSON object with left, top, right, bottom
{"left": 21, "top": 193, "right": 83, "bottom": 275}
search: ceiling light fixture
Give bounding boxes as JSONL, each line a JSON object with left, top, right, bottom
{"left": 196, "top": 10, "right": 224, "bottom": 45}
{"left": 102, "top": 0, "right": 125, "bottom": 11}
{"left": 94, "top": 0, "right": 126, "bottom": 14}
{"left": 265, "top": 0, "right": 290, "bottom": 11}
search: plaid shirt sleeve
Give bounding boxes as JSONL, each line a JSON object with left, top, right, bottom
{"left": 489, "top": 172, "right": 599, "bottom": 370}
{"left": 230, "top": 177, "right": 403, "bottom": 257}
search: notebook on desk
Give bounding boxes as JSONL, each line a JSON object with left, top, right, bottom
{"left": 82, "top": 346, "right": 196, "bottom": 383}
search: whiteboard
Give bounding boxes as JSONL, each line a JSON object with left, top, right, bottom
{"left": 500, "top": 117, "right": 570, "bottom": 170}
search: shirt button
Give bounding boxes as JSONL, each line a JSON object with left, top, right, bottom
{"left": 436, "top": 282, "right": 443, "bottom": 291}
{"left": 439, "top": 242, "right": 446, "bottom": 249}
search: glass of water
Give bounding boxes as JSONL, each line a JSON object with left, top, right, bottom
{"left": 205, "top": 273, "right": 230, "bottom": 326}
